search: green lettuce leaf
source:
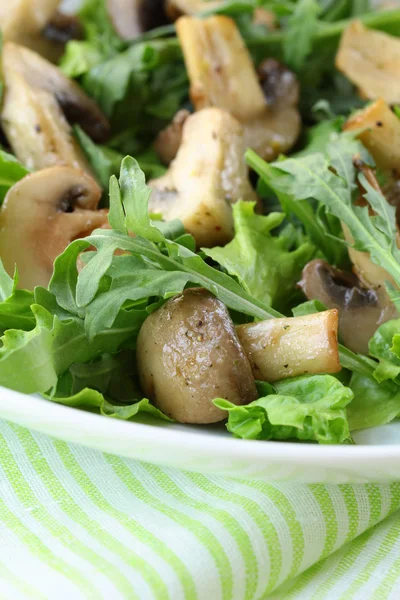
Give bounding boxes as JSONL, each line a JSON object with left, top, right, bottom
{"left": 368, "top": 320, "right": 400, "bottom": 383}
{"left": 214, "top": 375, "right": 353, "bottom": 444}
{"left": 203, "top": 201, "right": 314, "bottom": 309}
{"left": 348, "top": 372, "right": 400, "bottom": 431}
{"left": 283, "top": 0, "right": 321, "bottom": 71}
{"left": 0, "top": 149, "right": 29, "bottom": 202}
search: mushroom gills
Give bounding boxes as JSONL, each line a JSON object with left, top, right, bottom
{"left": 0, "top": 166, "right": 108, "bottom": 289}
{"left": 106, "top": 0, "right": 170, "bottom": 41}
{"left": 176, "top": 15, "right": 301, "bottom": 161}
{"left": 1, "top": 42, "right": 109, "bottom": 173}
{"left": 149, "top": 107, "right": 257, "bottom": 248}
{"left": 299, "top": 259, "right": 398, "bottom": 355}
{"left": 136, "top": 288, "right": 258, "bottom": 424}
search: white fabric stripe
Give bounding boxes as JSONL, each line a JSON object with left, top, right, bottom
{"left": 31, "top": 431, "right": 167, "bottom": 599}
{"left": 72, "top": 447, "right": 190, "bottom": 600}
{"left": 128, "top": 461, "right": 236, "bottom": 600}
{"left": 0, "top": 463, "right": 86, "bottom": 600}
{"left": 4, "top": 424, "right": 126, "bottom": 600}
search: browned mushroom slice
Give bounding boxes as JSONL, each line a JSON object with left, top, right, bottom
{"left": 137, "top": 288, "right": 258, "bottom": 424}
{"left": 1, "top": 43, "right": 109, "bottom": 173}
{"left": 299, "top": 260, "right": 398, "bottom": 355}
{"left": 148, "top": 107, "right": 257, "bottom": 248}
{"left": 236, "top": 310, "right": 341, "bottom": 382}
{"left": 336, "top": 21, "right": 400, "bottom": 105}
{"left": 106, "top": 0, "right": 169, "bottom": 40}
{"left": 176, "top": 15, "right": 301, "bottom": 161}
{"left": 42, "top": 11, "right": 83, "bottom": 45}
{"left": 154, "top": 109, "right": 190, "bottom": 165}
{"left": 344, "top": 99, "right": 400, "bottom": 176}
{"left": 0, "top": 167, "right": 109, "bottom": 289}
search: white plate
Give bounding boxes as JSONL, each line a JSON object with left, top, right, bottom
{"left": 1, "top": 386, "right": 400, "bottom": 483}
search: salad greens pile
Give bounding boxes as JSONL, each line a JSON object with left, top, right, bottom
{"left": 2, "top": 0, "right": 400, "bottom": 444}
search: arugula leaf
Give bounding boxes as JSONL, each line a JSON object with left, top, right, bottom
{"left": 283, "top": 0, "right": 321, "bottom": 71}
{"left": 215, "top": 374, "right": 353, "bottom": 444}
{"left": 203, "top": 201, "right": 314, "bottom": 309}
{"left": 251, "top": 136, "right": 400, "bottom": 300}
{"left": 74, "top": 125, "right": 123, "bottom": 190}
{"left": 0, "top": 150, "right": 29, "bottom": 203}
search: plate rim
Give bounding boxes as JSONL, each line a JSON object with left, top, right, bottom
{"left": 1, "top": 385, "right": 400, "bottom": 465}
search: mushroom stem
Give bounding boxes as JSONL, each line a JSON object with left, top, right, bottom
{"left": 236, "top": 311, "right": 341, "bottom": 383}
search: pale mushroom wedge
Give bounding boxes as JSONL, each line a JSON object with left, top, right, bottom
{"left": 1, "top": 42, "right": 109, "bottom": 173}
{"left": 0, "top": 0, "right": 62, "bottom": 60}
{"left": 148, "top": 107, "right": 257, "bottom": 247}
{"left": 0, "top": 167, "right": 109, "bottom": 289}
{"left": 336, "top": 21, "right": 400, "bottom": 105}
{"left": 176, "top": 15, "right": 301, "bottom": 161}
{"left": 166, "top": 0, "right": 224, "bottom": 21}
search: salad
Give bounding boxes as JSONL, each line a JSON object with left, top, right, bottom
{"left": 1, "top": 0, "right": 400, "bottom": 445}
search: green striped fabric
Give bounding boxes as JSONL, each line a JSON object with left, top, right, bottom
{"left": 1, "top": 419, "right": 400, "bottom": 599}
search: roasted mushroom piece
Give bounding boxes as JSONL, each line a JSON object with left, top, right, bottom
{"left": 166, "top": 0, "right": 224, "bottom": 20}
{"left": 106, "top": 0, "right": 170, "bottom": 41}
{"left": 149, "top": 107, "right": 257, "bottom": 247}
{"left": 176, "top": 15, "right": 301, "bottom": 161}
{"left": 154, "top": 109, "right": 190, "bottom": 165}
{"left": 1, "top": 42, "right": 109, "bottom": 173}
{"left": 0, "top": 167, "right": 109, "bottom": 289}
{"left": 137, "top": 288, "right": 341, "bottom": 423}
{"left": 336, "top": 21, "right": 400, "bottom": 105}
{"left": 0, "top": 0, "right": 62, "bottom": 59}
{"left": 299, "top": 260, "right": 398, "bottom": 355}
{"left": 137, "top": 288, "right": 258, "bottom": 423}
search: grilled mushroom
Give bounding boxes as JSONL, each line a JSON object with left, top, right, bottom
{"left": 106, "top": 0, "right": 169, "bottom": 40}
{"left": 176, "top": 15, "right": 301, "bottom": 161}
{"left": 0, "top": 167, "right": 108, "bottom": 289}
{"left": 1, "top": 42, "right": 109, "bottom": 173}
{"left": 149, "top": 107, "right": 257, "bottom": 247}
{"left": 299, "top": 259, "right": 398, "bottom": 354}
{"left": 137, "top": 288, "right": 258, "bottom": 423}
{"left": 154, "top": 109, "right": 190, "bottom": 165}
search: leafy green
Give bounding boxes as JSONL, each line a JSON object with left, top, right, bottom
{"left": 60, "top": 0, "right": 123, "bottom": 77}
{"left": 368, "top": 320, "right": 400, "bottom": 383}
{"left": 250, "top": 135, "right": 400, "bottom": 305}
{"left": 203, "top": 201, "right": 314, "bottom": 309}
{"left": 0, "top": 150, "right": 29, "bottom": 203}
{"left": 283, "top": 0, "right": 321, "bottom": 71}
{"left": 214, "top": 375, "right": 353, "bottom": 444}
{"left": 348, "top": 372, "right": 400, "bottom": 431}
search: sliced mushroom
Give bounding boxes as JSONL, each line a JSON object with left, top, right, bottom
{"left": 176, "top": 15, "right": 301, "bottom": 161}
{"left": 137, "top": 288, "right": 258, "bottom": 424}
{"left": 149, "top": 107, "right": 257, "bottom": 247}
{"left": 1, "top": 42, "right": 109, "bottom": 173}
{"left": 0, "top": 0, "right": 69, "bottom": 61}
{"left": 42, "top": 11, "right": 83, "bottom": 45}
{"left": 166, "top": 0, "right": 223, "bottom": 20}
{"left": 0, "top": 167, "right": 108, "bottom": 289}
{"left": 299, "top": 259, "right": 398, "bottom": 354}
{"left": 154, "top": 109, "right": 190, "bottom": 165}
{"left": 344, "top": 99, "right": 400, "bottom": 176}
{"left": 236, "top": 310, "right": 341, "bottom": 382}
{"left": 336, "top": 21, "right": 400, "bottom": 105}
{"left": 106, "top": 0, "right": 169, "bottom": 41}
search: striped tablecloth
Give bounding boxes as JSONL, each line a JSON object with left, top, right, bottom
{"left": 0, "top": 418, "right": 400, "bottom": 599}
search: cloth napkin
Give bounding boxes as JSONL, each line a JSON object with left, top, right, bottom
{"left": 1, "top": 419, "right": 400, "bottom": 600}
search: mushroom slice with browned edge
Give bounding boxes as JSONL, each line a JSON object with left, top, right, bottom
{"left": 176, "top": 15, "right": 301, "bottom": 161}
{"left": 0, "top": 167, "right": 109, "bottom": 289}
{"left": 236, "top": 310, "right": 340, "bottom": 383}
{"left": 336, "top": 21, "right": 400, "bottom": 105}
{"left": 106, "top": 0, "right": 170, "bottom": 41}
{"left": 137, "top": 288, "right": 258, "bottom": 424}
{"left": 299, "top": 260, "right": 398, "bottom": 355}
{"left": 0, "top": 0, "right": 63, "bottom": 60}
{"left": 149, "top": 107, "right": 257, "bottom": 248}
{"left": 136, "top": 288, "right": 341, "bottom": 423}
{"left": 154, "top": 109, "right": 190, "bottom": 165}
{"left": 1, "top": 42, "right": 110, "bottom": 173}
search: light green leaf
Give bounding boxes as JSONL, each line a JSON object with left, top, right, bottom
{"left": 348, "top": 372, "right": 400, "bottom": 431}
{"left": 215, "top": 374, "right": 353, "bottom": 444}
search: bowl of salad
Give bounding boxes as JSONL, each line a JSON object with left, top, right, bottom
{"left": 1, "top": 0, "right": 400, "bottom": 483}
